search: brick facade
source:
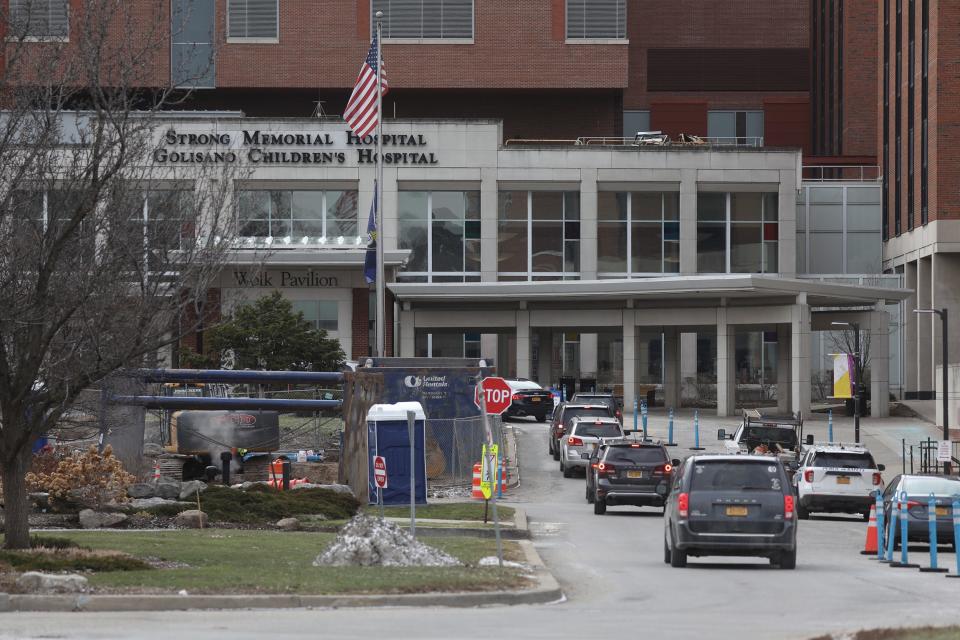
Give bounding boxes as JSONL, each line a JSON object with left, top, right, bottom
{"left": 351, "top": 287, "right": 394, "bottom": 359}
{"left": 179, "top": 288, "right": 222, "bottom": 361}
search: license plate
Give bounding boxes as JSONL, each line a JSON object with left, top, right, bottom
{"left": 532, "top": 397, "right": 541, "bottom": 403}
{"left": 836, "top": 476, "right": 851, "bottom": 485}
{"left": 627, "top": 470, "right": 643, "bottom": 479}
{"left": 937, "top": 507, "right": 950, "bottom": 517}
{"left": 726, "top": 506, "right": 748, "bottom": 517}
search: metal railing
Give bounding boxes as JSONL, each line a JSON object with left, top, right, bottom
{"left": 504, "top": 135, "right": 765, "bottom": 148}
{"left": 802, "top": 165, "right": 881, "bottom": 182}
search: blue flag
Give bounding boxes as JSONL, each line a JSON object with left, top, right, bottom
{"left": 364, "top": 182, "right": 377, "bottom": 284}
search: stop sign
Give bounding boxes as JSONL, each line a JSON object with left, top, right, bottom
{"left": 373, "top": 455, "right": 388, "bottom": 489}
{"left": 474, "top": 377, "right": 513, "bottom": 415}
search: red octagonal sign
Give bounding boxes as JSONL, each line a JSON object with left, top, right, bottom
{"left": 474, "top": 377, "right": 512, "bottom": 415}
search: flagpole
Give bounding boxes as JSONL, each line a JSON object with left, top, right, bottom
{"left": 374, "top": 11, "right": 386, "bottom": 358}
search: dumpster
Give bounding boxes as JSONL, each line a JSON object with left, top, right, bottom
{"left": 367, "top": 402, "right": 427, "bottom": 505}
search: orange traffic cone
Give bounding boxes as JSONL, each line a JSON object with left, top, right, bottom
{"left": 860, "top": 503, "right": 878, "bottom": 555}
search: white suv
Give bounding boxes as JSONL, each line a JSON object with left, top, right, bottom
{"left": 792, "top": 444, "right": 885, "bottom": 520}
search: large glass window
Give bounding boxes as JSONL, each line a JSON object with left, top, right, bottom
{"left": 623, "top": 110, "right": 651, "bottom": 137}
{"left": 10, "top": 0, "right": 68, "bottom": 38}
{"left": 707, "top": 110, "right": 764, "bottom": 146}
{"left": 292, "top": 300, "right": 338, "bottom": 333}
{"left": 597, "top": 191, "right": 679, "bottom": 277}
{"left": 697, "top": 192, "right": 778, "bottom": 274}
{"left": 566, "top": 0, "right": 626, "bottom": 39}
{"left": 171, "top": 0, "right": 215, "bottom": 88}
{"left": 374, "top": 0, "right": 473, "bottom": 39}
{"left": 801, "top": 185, "right": 882, "bottom": 275}
{"left": 122, "top": 189, "right": 197, "bottom": 271}
{"left": 397, "top": 190, "right": 480, "bottom": 283}
{"left": 416, "top": 332, "right": 481, "bottom": 358}
{"left": 498, "top": 191, "right": 580, "bottom": 281}
{"left": 236, "top": 189, "right": 359, "bottom": 245}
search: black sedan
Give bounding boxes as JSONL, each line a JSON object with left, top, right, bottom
{"left": 503, "top": 379, "right": 553, "bottom": 422}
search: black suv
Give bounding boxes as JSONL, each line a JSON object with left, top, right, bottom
{"left": 586, "top": 441, "right": 680, "bottom": 515}
{"left": 549, "top": 403, "right": 616, "bottom": 460}
{"left": 664, "top": 455, "right": 798, "bottom": 569}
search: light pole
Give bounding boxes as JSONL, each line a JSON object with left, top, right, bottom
{"left": 832, "top": 321, "right": 861, "bottom": 444}
{"left": 915, "top": 308, "right": 950, "bottom": 475}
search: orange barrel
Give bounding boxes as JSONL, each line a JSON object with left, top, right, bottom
{"left": 472, "top": 463, "right": 484, "bottom": 500}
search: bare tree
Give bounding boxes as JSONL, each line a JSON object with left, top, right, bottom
{"left": 0, "top": 1, "right": 243, "bottom": 548}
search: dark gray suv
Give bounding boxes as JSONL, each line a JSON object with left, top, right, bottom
{"left": 664, "top": 455, "right": 798, "bottom": 569}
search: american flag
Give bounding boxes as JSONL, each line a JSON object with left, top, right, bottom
{"left": 344, "top": 33, "right": 388, "bottom": 139}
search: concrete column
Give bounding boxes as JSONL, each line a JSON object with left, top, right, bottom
{"left": 932, "top": 253, "right": 960, "bottom": 424}
{"left": 717, "top": 308, "right": 736, "bottom": 417}
{"left": 580, "top": 333, "right": 598, "bottom": 384}
{"left": 480, "top": 334, "right": 498, "bottom": 363}
{"left": 791, "top": 295, "right": 812, "bottom": 416}
{"left": 664, "top": 327, "right": 681, "bottom": 410}
{"left": 777, "top": 323, "right": 791, "bottom": 413}
{"left": 777, "top": 169, "right": 798, "bottom": 277}
{"left": 516, "top": 310, "right": 531, "bottom": 379}
{"left": 536, "top": 329, "right": 552, "bottom": 386}
{"left": 480, "top": 167, "right": 498, "bottom": 282}
{"left": 580, "top": 168, "right": 598, "bottom": 279}
{"left": 399, "top": 309, "right": 415, "bottom": 357}
{"left": 870, "top": 309, "right": 891, "bottom": 418}
{"left": 904, "top": 260, "right": 918, "bottom": 396}
{"left": 623, "top": 317, "right": 636, "bottom": 415}
{"left": 679, "top": 169, "right": 698, "bottom": 274}
{"left": 918, "top": 256, "right": 933, "bottom": 395}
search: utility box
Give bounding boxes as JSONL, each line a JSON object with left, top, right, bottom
{"left": 366, "top": 402, "right": 427, "bottom": 505}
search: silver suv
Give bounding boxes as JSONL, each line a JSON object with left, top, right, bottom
{"left": 559, "top": 417, "right": 624, "bottom": 478}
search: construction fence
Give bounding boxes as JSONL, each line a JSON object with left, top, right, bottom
{"left": 424, "top": 415, "right": 504, "bottom": 489}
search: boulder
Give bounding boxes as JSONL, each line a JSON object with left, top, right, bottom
{"left": 178, "top": 480, "right": 207, "bottom": 501}
{"left": 174, "top": 509, "right": 208, "bottom": 528}
{"left": 275, "top": 517, "right": 301, "bottom": 531}
{"left": 155, "top": 482, "right": 181, "bottom": 500}
{"left": 323, "top": 483, "right": 355, "bottom": 497}
{"left": 128, "top": 497, "right": 185, "bottom": 510}
{"left": 79, "top": 509, "right": 128, "bottom": 529}
{"left": 16, "top": 572, "right": 88, "bottom": 593}
{"left": 127, "top": 483, "right": 156, "bottom": 499}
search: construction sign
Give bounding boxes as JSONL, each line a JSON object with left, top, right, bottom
{"left": 480, "top": 443, "right": 499, "bottom": 500}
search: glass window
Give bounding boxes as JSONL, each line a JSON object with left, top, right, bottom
{"left": 237, "top": 189, "right": 358, "bottom": 243}
{"left": 623, "top": 110, "right": 651, "bottom": 137}
{"left": 807, "top": 233, "right": 844, "bottom": 274}
{"left": 498, "top": 190, "right": 580, "bottom": 280}
{"left": 398, "top": 190, "right": 481, "bottom": 281}
{"left": 597, "top": 191, "right": 678, "bottom": 276}
{"left": 227, "top": 0, "right": 278, "bottom": 39}
{"left": 374, "top": 0, "right": 473, "bottom": 39}
{"left": 10, "top": 0, "right": 68, "bottom": 38}
{"left": 566, "top": 0, "right": 627, "bottom": 39}
{"left": 846, "top": 233, "right": 881, "bottom": 274}
{"left": 698, "top": 192, "right": 778, "bottom": 274}
{"left": 707, "top": 110, "right": 764, "bottom": 145}
{"left": 145, "top": 190, "right": 196, "bottom": 268}
{"left": 171, "top": 0, "right": 215, "bottom": 88}
{"left": 293, "top": 300, "right": 338, "bottom": 333}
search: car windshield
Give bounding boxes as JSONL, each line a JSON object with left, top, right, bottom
{"left": 691, "top": 461, "right": 783, "bottom": 492}
{"left": 743, "top": 426, "right": 797, "bottom": 448}
{"left": 573, "top": 423, "right": 623, "bottom": 438}
{"left": 812, "top": 452, "right": 876, "bottom": 469}
{"left": 605, "top": 446, "right": 667, "bottom": 464}
{"left": 563, "top": 408, "right": 611, "bottom": 425}
{"left": 901, "top": 476, "right": 960, "bottom": 496}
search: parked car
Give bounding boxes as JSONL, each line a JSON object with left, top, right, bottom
{"left": 664, "top": 454, "right": 798, "bottom": 569}
{"left": 880, "top": 474, "right": 960, "bottom": 549}
{"left": 570, "top": 392, "right": 623, "bottom": 422}
{"left": 793, "top": 443, "right": 884, "bottom": 520}
{"left": 549, "top": 403, "right": 617, "bottom": 460}
{"left": 559, "top": 417, "right": 624, "bottom": 478}
{"left": 503, "top": 379, "right": 553, "bottom": 422}
{"left": 588, "top": 440, "right": 680, "bottom": 515}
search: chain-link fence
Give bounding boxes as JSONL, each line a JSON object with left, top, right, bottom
{"left": 424, "top": 415, "right": 503, "bottom": 488}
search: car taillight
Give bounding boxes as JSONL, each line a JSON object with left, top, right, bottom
{"left": 597, "top": 462, "right": 616, "bottom": 476}
{"left": 906, "top": 500, "right": 922, "bottom": 509}
{"left": 653, "top": 463, "right": 672, "bottom": 476}
{"left": 678, "top": 492, "right": 689, "bottom": 517}
{"left": 568, "top": 436, "right": 583, "bottom": 446}
{"left": 804, "top": 470, "right": 814, "bottom": 483}
{"left": 784, "top": 495, "right": 795, "bottom": 520}
{"left": 872, "top": 473, "right": 882, "bottom": 486}
{"left": 512, "top": 393, "right": 521, "bottom": 401}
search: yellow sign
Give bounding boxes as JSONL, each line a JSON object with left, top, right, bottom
{"left": 480, "top": 444, "right": 499, "bottom": 500}
{"left": 832, "top": 354, "right": 854, "bottom": 399}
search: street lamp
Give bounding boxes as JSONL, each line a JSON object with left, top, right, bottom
{"left": 915, "top": 308, "right": 950, "bottom": 475}
{"left": 832, "top": 321, "right": 861, "bottom": 444}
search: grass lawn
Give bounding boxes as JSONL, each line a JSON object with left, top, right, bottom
{"left": 812, "top": 629, "right": 960, "bottom": 640}
{"left": 364, "top": 503, "right": 515, "bottom": 522}
{"left": 36, "top": 530, "right": 528, "bottom": 595}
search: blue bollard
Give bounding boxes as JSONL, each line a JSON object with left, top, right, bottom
{"left": 641, "top": 400, "right": 648, "bottom": 440}
{"left": 883, "top": 497, "right": 898, "bottom": 563}
{"left": 948, "top": 498, "right": 960, "bottom": 579}
{"left": 666, "top": 408, "right": 677, "bottom": 446}
{"left": 828, "top": 409, "right": 833, "bottom": 443}
{"left": 892, "top": 491, "right": 918, "bottom": 568}
{"left": 633, "top": 397, "right": 638, "bottom": 433}
{"left": 689, "top": 409, "right": 705, "bottom": 451}
{"left": 875, "top": 491, "right": 886, "bottom": 561}
{"left": 920, "top": 493, "right": 948, "bottom": 572}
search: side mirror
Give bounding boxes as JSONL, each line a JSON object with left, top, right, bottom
{"left": 717, "top": 428, "right": 726, "bottom": 441}
{"left": 877, "top": 463, "right": 886, "bottom": 472}
{"left": 805, "top": 434, "right": 814, "bottom": 445}
{"left": 672, "top": 459, "right": 681, "bottom": 467}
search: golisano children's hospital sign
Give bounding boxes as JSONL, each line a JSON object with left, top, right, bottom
{"left": 153, "top": 129, "right": 440, "bottom": 166}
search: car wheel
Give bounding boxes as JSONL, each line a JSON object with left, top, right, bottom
{"left": 663, "top": 533, "right": 672, "bottom": 564}
{"left": 552, "top": 445, "right": 560, "bottom": 461}
{"left": 669, "top": 532, "right": 687, "bottom": 568}
{"left": 548, "top": 437, "right": 554, "bottom": 456}
{"left": 594, "top": 496, "right": 606, "bottom": 515}
{"left": 797, "top": 504, "right": 810, "bottom": 520}
{"left": 586, "top": 483, "right": 595, "bottom": 503}
{"left": 777, "top": 548, "right": 797, "bottom": 570}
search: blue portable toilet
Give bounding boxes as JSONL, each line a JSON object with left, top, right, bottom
{"left": 366, "top": 402, "right": 428, "bottom": 505}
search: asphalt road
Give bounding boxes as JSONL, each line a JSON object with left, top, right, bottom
{"left": 5, "top": 417, "right": 960, "bottom": 640}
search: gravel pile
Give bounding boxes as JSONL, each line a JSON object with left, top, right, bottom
{"left": 313, "top": 514, "right": 461, "bottom": 567}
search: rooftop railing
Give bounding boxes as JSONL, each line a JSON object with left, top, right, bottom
{"left": 503, "top": 133, "right": 764, "bottom": 148}
{"left": 801, "top": 165, "right": 881, "bottom": 182}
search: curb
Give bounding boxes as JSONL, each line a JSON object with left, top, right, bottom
{"left": 0, "top": 539, "right": 562, "bottom": 612}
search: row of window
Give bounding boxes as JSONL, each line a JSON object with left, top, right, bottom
{"left": 11, "top": 0, "right": 626, "bottom": 40}
{"left": 623, "top": 110, "right": 764, "bottom": 144}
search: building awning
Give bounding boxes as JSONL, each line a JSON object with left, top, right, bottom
{"left": 225, "top": 248, "right": 410, "bottom": 268}
{"left": 389, "top": 275, "right": 911, "bottom": 307}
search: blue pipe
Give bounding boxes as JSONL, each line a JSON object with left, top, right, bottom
{"left": 131, "top": 368, "right": 344, "bottom": 384}
{"left": 667, "top": 408, "right": 675, "bottom": 446}
{"left": 883, "top": 498, "right": 898, "bottom": 562}
{"left": 875, "top": 491, "right": 885, "bottom": 560}
{"left": 920, "top": 493, "right": 947, "bottom": 572}
{"left": 110, "top": 395, "right": 341, "bottom": 411}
